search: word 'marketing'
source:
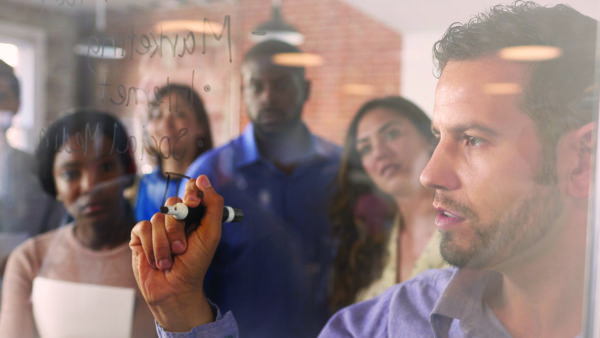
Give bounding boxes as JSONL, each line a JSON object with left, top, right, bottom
{"left": 86, "top": 15, "right": 232, "bottom": 73}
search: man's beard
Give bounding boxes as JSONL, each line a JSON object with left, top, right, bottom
{"left": 438, "top": 184, "right": 563, "bottom": 269}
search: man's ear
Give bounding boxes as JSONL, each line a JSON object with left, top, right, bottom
{"left": 303, "top": 80, "right": 311, "bottom": 102}
{"left": 568, "top": 122, "right": 596, "bottom": 198}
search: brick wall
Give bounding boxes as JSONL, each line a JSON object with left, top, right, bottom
{"left": 237, "top": 0, "right": 402, "bottom": 145}
{"left": 88, "top": 5, "right": 238, "bottom": 151}
{"left": 86, "top": 0, "right": 401, "bottom": 150}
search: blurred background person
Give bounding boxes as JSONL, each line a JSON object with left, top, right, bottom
{"left": 182, "top": 39, "right": 342, "bottom": 337}
{"left": 329, "top": 96, "right": 447, "bottom": 311}
{"left": 135, "top": 83, "right": 214, "bottom": 222}
{"left": 0, "top": 59, "right": 64, "bottom": 309}
{"left": 0, "top": 110, "right": 156, "bottom": 337}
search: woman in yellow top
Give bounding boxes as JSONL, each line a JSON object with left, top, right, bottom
{"left": 329, "top": 96, "right": 448, "bottom": 311}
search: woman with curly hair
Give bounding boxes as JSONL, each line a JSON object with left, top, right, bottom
{"left": 329, "top": 96, "right": 447, "bottom": 311}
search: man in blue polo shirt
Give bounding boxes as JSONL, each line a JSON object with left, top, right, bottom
{"left": 176, "top": 39, "right": 341, "bottom": 337}
{"left": 130, "top": 2, "right": 598, "bottom": 337}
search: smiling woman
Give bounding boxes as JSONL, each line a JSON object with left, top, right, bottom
{"left": 0, "top": 110, "right": 157, "bottom": 338}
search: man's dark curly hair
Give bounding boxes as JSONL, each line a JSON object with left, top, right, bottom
{"left": 434, "top": 1, "right": 597, "bottom": 142}
{"left": 433, "top": 1, "right": 597, "bottom": 183}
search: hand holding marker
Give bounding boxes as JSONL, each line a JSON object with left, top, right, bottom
{"left": 161, "top": 203, "right": 243, "bottom": 222}
{"left": 159, "top": 172, "right": 244, "bottom": 234}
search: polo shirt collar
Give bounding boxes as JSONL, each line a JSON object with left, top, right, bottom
{"left": 236, "top": 123, "right": 261, "bottom": 167}
{"left": 235, "top": 123, "right": 331, "bottom": 168}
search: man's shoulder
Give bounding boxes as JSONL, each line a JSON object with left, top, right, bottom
{"left": 199, "top": 137, "right": 242, "bottom": 161}
{"left": 312, "top": 134, "right": 342, "bottom": 159}
{"left": 320, "top": 268, "right": 456, "bottom": 337}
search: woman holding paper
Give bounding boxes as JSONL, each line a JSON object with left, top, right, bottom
{"left": 0, "top": 110, "right": 156, "bottom": 337}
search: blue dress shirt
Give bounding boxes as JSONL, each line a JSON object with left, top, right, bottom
{"left": 180, "top": 123, "right": 341, "bottom": 338}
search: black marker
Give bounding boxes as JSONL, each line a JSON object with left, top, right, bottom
{"left": 160, "top": 203, "right": 244, "bottom": 234}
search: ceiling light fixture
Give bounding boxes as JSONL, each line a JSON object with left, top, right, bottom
{"left": 483, "top": 82, "right": 522, "bottom": 95}
{"left": 250, "top": 0, "right": 303, "bottom": 46}
{"left": 272, "top": 52, "right": 322, "bottom": 67}
{"left": 155, "top": 20, "right": 223, "bottom": 33}
{"left": 342, "top": 83, "right": 375, "bottom": 96}
{"left": 73, "top": 0, "right": 125, "bottom": 60}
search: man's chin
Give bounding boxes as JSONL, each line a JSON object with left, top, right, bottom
{"left": 441, "top": 246, "right": 498, "bottom": 270}
{"left": 441, "top": 250, "right": 469, "bottom": 268}
{"left": 440, "top": 235, "right": 483, "bottom": 268}
{"left": 255, "top": 121, "right": 294, "bottom": 136}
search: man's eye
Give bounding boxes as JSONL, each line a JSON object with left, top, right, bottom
{"left": 250, "top": 82, "right": 263, "bottom": 93}
{"left": 465, "top": 135, "right": 484, "bottom": 147}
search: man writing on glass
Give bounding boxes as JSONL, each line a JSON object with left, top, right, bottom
{"left": 130, "top": 2, "right": 598, "bottom": 337}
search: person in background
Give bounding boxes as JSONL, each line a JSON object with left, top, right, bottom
{"left": 0, "top": 59, "right": 64, "bottom": 308}
{"left": 0, "top": 110, "right": 156, "bottom": 337}
{"left": 179, "top": 39, "right": 341, "bottom": 337}
{"left": 135, "top": 83, "right": 213, "bottom": 222}
{"left": 329, "top": 96, "right": 448, "bottom": 311}
{"left": 130, "top": 2, "right": 599, "bottom": 337}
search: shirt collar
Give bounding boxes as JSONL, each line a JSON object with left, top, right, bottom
{"left": 236, "top": 123, "right": 261, "bottom": 167}
{"left": 430, "top": 268, "right": 509, "bottom": 337}
{"left": 234, "top": 123, "right": 335, "bottom": 168}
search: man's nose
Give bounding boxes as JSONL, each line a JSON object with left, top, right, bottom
{"left": 419, "top": 140, "right": 460, "bottom": 191}
{"left": 259, "top": 83, "right": 278, "bottom": 105}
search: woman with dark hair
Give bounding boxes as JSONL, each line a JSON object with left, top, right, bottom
{"left": 329, "top": 96, "right": 447, "bottom": 311}
{"left": 135, "top": 83, "right": 213, "bottom": 222}
{"left": 0, "top": 110, "right": 156, "bottom": 337}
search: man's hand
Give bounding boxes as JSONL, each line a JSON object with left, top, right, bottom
{"left": 130, "top": 175, "right": 223, "bottom": 332}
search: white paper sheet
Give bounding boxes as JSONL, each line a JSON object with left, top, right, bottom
{"left": 0, "top": 232, "right": 28, "bottom": 258}
{"left": 32, "top": 277, "right": 135, "bottom": 338}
